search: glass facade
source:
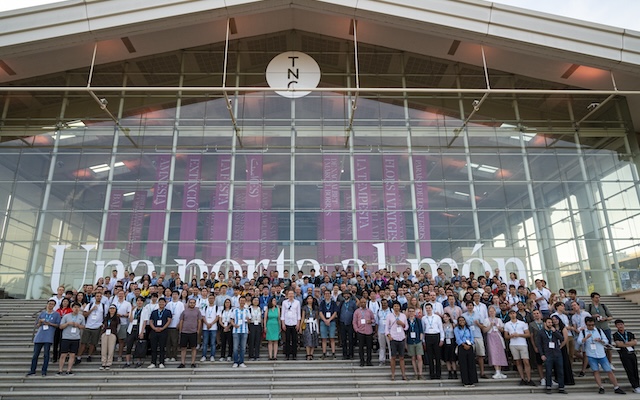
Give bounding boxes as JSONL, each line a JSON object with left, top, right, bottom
{"left": 1, "top": 31, "right": 639, "bottom": 298}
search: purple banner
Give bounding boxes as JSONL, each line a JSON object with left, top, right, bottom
{"left": 243, "top": 155, "right": 263, "bottom": 258}
{"left": 104, "top": 190, "right": 124, "bottom": 249}
{"left": 178, "top": 155, "right": 202, "bottom": 258}
{"left": 205, "top": 155, "right": 232, "bottom": 259}
{"left": 231, "top": 191, "right": 246, "bottom": 260}
{"left": 260, "top": 188, "right": 273, "bottom": 259}
{"left": 127, "top": 191, "right": 147, "bottom": 256}
{"left": 341, "top": 189, "right": 353, "bottom": 260}
{"left": 382, "top": 155, "right": 407, "bottom": 261}
{"left": 147, "top": 155, "right": 171, "bottom": 256}
{"left": 413, "top": 156, "right": 432, "bottom": 257}
{"left": 322, "top": 155, "right": 342, "bottom": 259}
{"left": 354, "top": 155, "right": 374, "bottom": 259}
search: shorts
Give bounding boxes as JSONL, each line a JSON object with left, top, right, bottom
{"left": 320, "top": 320, "right": 337, "bottom": 339}
{"left": 180, "top": 332, "right": 198, "bottom": 348}
{"left": 81, "top": 328, "right": 101, "bottom": 346}
{"left": 510, "top": 344, "right": 529, "bottom": 360}
{"left": 588, "top": 356, "right": 612, "bottom": 372}
{"left": 407, "top": 343, "right": 424, "bottom": 357}
{"left": 390, "top": 340, "right": 406, "bottom": 357}
{"left": 60, "top": 339, "right": 80, "bottom": 354}
{"left": 474, "top": 338, "right": 486, "bottom": 357}
{"left": 117, "top": 325, "right": 128, "bottom": 340}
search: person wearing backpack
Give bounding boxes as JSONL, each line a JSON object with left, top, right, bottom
{"left": 587, "top": 292, "right": 614, "bottom": 367}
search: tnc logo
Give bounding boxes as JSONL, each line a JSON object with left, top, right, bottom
{"left": 266, "top": 52, "right": 321, "bottom": 99}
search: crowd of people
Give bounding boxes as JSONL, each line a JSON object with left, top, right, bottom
{"left": 28, "top": 265, "right": 640, "bottom": 395}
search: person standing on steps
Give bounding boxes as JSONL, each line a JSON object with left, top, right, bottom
{"left": 375, "top": 299, "right": 391, "bottom": 366}
{"left": 338, "top": 290, "right": 356, "bottom": 360}
{"left": 587, "top": 292, "right": 614, "bottom": 367}
{"left": 454, "top": 315, "right": 478, "bottom": 387}
{"left": 577, "top": 316, "right": 626, "bottom": 395}
{"left": 319, "top": 289, "right": 338, "bottom": 360}
{"left": 148, "top": 297, "right": 172, "bottom": 369}
{"left": 353, "top": 297, "right": 375, "bottom": 367}
{"left": 504, "top": 309, "right": 535, "bottom": 386}
{"left": 280, "top": 288, "right": 301, "bottom": 360}
{"left": 385, "top": 301, "right": 408, "bottom": 381}
{"left": 613, "top": 319, "right": 640, "bottom": 394}
{"left": 421, "top": 303, "right": 443, "bottom": 380}
{"left": 178, "top": 298, "right": 201, "bottom": 369}
{"left": 58, "top": 302, "right": 85, "bottom": 376}
{"left": 536, "top": 317, "right": 567, "bottom": 394}
{"left": 27, "top": 299, "right": 61, "bottom": 377}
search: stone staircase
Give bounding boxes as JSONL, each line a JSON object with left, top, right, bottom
{"left": 0, "top": 295, "right": 638, "bottom": 399}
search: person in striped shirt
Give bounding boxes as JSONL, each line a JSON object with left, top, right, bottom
{"left": 231, "top": 296, "right": 250, "bottom": 368}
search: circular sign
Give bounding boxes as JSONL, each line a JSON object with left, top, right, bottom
{"left": 266, "top": 51, "right": 321, "bottom": 99}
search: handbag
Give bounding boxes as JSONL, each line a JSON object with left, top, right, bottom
{"left": 133, "top": 339, "right": 148, "bottom": 358}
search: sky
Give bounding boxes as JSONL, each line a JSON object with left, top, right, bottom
{"left": 0, "top": 0, "right": 639, "bottom": 31}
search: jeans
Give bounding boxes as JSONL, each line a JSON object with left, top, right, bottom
{"left": 30, "top": 342, "right": 51, "bottom": 374}
{"left": 544, "top": 352, "right": 564, "bottom": 389}
{"left": 232, "top": 332, "right": 248, "bottom": 364}
{"left": 202, "top": 330, "right": 216, "bottom": 359}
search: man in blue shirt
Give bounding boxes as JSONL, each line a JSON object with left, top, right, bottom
{"left": 577, "top": 317, "right": 625, "bottom": 394}
{"left": 339, "top": 291, "right": 356, "bottom": 360}
{"left": 28, "top": 300, "right": 61, "bottom": 377}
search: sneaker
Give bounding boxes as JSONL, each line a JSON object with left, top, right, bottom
{"left": 541, "top": 378, "right": 546, "bottom": 386}
{"left": 74, "top": 358, "right": 81, "bottom": 366}
{"left": 239, "top": 363, "right": 247, "bottom": 368}
{"left": 219, "top": 357, "right": 225, "bottom": 362}
{"left": 147, "top": 364, "right": 156, "bottom": 369}
{"left": 379, "top": 362, "right": 385, "bottom": 367}
{"left": 500, "top": 373, "right": 507, "bottom": 379}
{"left": 87, "top": 356, "right": 92, "bottom": 362}
{"left": 178, "top": 364, "right": 185, "bottom": 368}
{"left": 105, "top": 366, "right": 110, "bottom": 370}
{"left": 169, "top": 358, "right": 176, "bottom": 362}
{"left": 546, "top": 388, "right": 552, "bottom": 395}
{"left": 598, "top": 387, "right": 605, "bottom": 394}
{"left": 611, "top": 365, "right": 616, "bottom": 371}
{"left": 232, "top": 363, "right": 238, "bottom": 368}
{"left": 226, "top": 357, "right": 232, "bottom": 362}
{"left": 210, "top": 356, "right": 215, "bottom": 362}
{"left": 190, "top": 364, "right": 196, "bottom": 368}
{"left": 551, "top": 380, "right": 559, "bottom": 388}
{"left": 492, "top": 373, "right": 501, "bottom": 379}
{"left": 99, "top": 366, "right": 105, "bottom": 370}
{"left": 134, "top": 362, "right": 142, "bottom": 368}
{"left": 633, "top": 388, "right": 640, "bottom": 394}
{"left": 578, "top": 371, "right": 585, "bottom": 377}
{"left": 159, "top": 364, "right": 165, "bottom": 369}
{"left": 41, "top": 373, "right": 46, "bottom": 377}
{"left": 519, "top": 379, "right": 527, "bottom": 386}
{"left": 558, "top": 389, "right": 567, "bottom": 394}
{"left": 122, "top": 363, "right": 131, "bottom": 369}
{"left": 614, "top": 387, "right": 626, "bottom": 395}
{"left": 200, "top": 356, "right": 206, "bottom": 362}
{"left": 66, "top": 371, "right": 74, "bottom": 376}
{"left": 26, "top": 372, "right": 36, "bottom": 377}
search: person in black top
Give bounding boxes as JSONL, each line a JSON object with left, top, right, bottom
{"left": 613, "top": 319, "right": 640, "bottom": 393}
{"left": 148, "top": 298, "right": 172, "bottom": 369}
{"left": 536, "top": 317, "right": 567, "bottom": 394}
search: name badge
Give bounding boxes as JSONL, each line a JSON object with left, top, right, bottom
{"left": 132, "top": 320, "right": 138, "bottom": 325}
{"left": 360, "top": 319, "right": 366, "bottom": 325}
{"left": 445, "top": 338, "right": 451, "bottom": 345}
{"left": 627, "top": 347, "right": 634, "bottom": 352}
{"left": 91, "top": 314, "right": 98, "bottom": 320}
{"left": 105, "top": 329, "right": 111, "bottom": 335}
{"left": 43, "top": 325, "right": 49, "bottom": 331}
{"left": 326, "top": 312, "right": 332, "bottom": 319}
{"left": 71, "top": 327, "right": 77, "bottom": 334}
{"left": 156, "top": 319, "right": 162, "bottom": 326}
{"left": 396, "top": 327, "right": 403, "bottom": 333}
{"left": 492, "top": 326, "right": 498, "bottom": 332}
{"left": 253, "top": 321, "right": 260, "bottom": 325}
{"left": 410, "top": 332, "right": 416, "bottom": 339}
{"left": 590, "top": 344, "right": 597, "bottom": 350}
{"left": 548, "top": 342, "right": 555, "bottom": 349}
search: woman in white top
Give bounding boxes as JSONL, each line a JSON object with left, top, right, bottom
{"left": 247, "top": 297, "right": 263, "bottom": 361}
{"left": 219, "top": 299, "right": 234, "bottom": 362}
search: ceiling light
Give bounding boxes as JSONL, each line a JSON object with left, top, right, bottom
{"left": 90, "top": 164, "right": 110, "bottom": 173}
{"left": 123, "top": 192, "right": 135, "bottom": 197}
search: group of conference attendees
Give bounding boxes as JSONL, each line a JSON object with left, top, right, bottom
{"left": 28, "top": 265, "right": 640, "bottom": 395}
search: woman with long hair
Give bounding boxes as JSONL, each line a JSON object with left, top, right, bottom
{"left": 247, "top": 296, "right": 263, "bottom": 361}
{"left": 179, "top": 289, "right": 189, "bottom": 304}
{"left": 264, "top": 297, "right": 281, "bottom": 360}
{"left": 301, "top": 295, "right": 319, "bottom": 360}
{"left": 219, "top": 298, "right": 234, "bottom": 362}
{"left": 442, "top": 312, "right": 457, "bottom": 379}
{"left": 74, "top": 292, "right": 87, "bottom": 305}
{"left": 483, "top": 306, "right": 508, "bottom": 379}
{"left": 551, "top": 315, "right": 575, "bottom": 385}
{"left": 454, "top": 315, "right": 478, "bottom": 387}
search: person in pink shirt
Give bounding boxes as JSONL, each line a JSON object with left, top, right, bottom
{"left": 385, "top": 301, "right": 408, "bottom": 380}
{"left": 353, "top": 297, "right": 375, "bottom": 367}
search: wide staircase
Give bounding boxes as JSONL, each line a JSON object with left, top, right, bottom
{"left": 0, "top": 295, "right": 638, "bottom": 399}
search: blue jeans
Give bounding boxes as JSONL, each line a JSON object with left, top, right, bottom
{"left": 232, "top": 332, "right": 248, "bottom": 364}
{"left": 202, "top": 330, "right": 216, "bottom": 359}
{"left": 30, "top": 342, "right": 51, "bottom": 374}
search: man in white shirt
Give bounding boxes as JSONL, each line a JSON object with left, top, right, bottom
{"left": 571, "top": 301, "right": 592, "bottom": 377}
{"left": 425, "top": 291, "right": 444, "bottom": 317}
{"left": 375, "top": 299, "right": 391, "bottom": 366}
{"left": 421, "top": 303, "right": 444, "bottom": 379}
{"left": 280, "top": 289, "right": 301, "bottom": 360}
{"left": 200, "top": 293, "right": 218, "bottom": 362}
{"left": 49, "top": 286, "right": 65, "bottom": 311}
{"left": 472, "top": 292, "right": 488, "bottom": 321}
{"left": 533, "top": 279, "right": 551, "bottom": 318}
{"left": 504, "top": 310, "right": 535, "bottom": 386}
{"left": 166, "top": 291, "right": 185, "bottom": 362}
{"left": 76, "top": 291, "right": 106, "bottom": 364}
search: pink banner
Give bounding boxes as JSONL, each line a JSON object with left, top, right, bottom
{"left": 341, "top": 190, "right": 353, "bottom": 260}
{"left": 243, "top": 155, "right": 263, "bottom": 258}
{"left": 205, "top": 155, "right": 232, "bottom": 259}
{"left": 127, "top": 191, "right": 147, "bottom": 256}
{"left": 354, "top": 155, "right": 374, "bottom": 259}
{"left": 260, "top": 188, "right": 273, "bottom": 259}
{"left": 382, "top": 155, "right": 407, "bottom": 261}
{"left": 231, "top": 191, "right": 246, "bottom": 260}
{"left": 147, "top": 155, "right": 171, "bottom": 256}
{"left": 104, "top": 190, "right": 124, "bottom": 249}
{"left": 178, "top": 155, "right": 202, "bottom": 258}
{"left": 413, "top": 156, "right": 432, "bottom": 257}
{"left": 322, "top": 155, "right": 342, "bottom": 259}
